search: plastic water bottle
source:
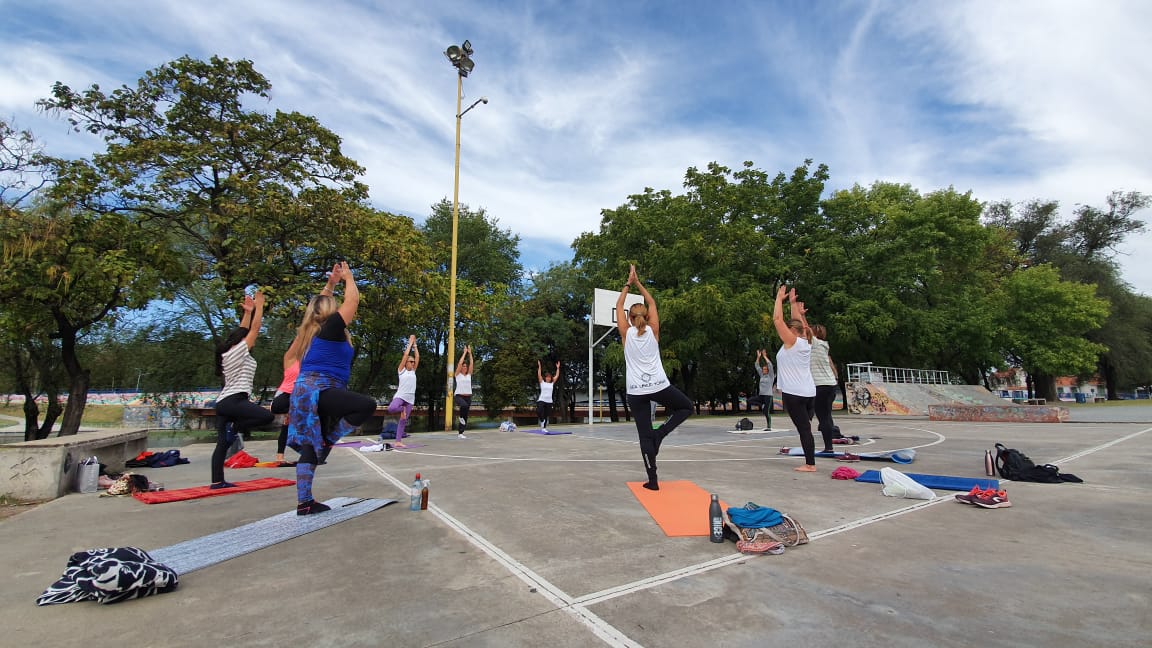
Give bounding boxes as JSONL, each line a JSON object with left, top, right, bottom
{"left": 709, "top": 493, "right": 724, "bottom": 543}
{"left": 420, "top": 477, "right": 429, "bottom": 510}
{"left": 410, "top": 473, "right": 422, "bottom": 511}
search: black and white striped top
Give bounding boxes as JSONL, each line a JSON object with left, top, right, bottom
{"left": 218, "top": 342, "right": 257, "bottom": 401}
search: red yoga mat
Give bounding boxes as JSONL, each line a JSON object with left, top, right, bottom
{"left": 132, "top": 478, "right": 295, "bottom": 504}
{"left": 627, "top": 480, "right": 730, "bottom": 537}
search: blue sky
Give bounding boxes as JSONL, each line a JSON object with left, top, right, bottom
{"left": 3, "top": 0, "right": 1150, "bottom": 292}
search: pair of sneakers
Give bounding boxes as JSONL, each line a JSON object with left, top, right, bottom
{"left": 955, "top": 485, "right": 1012, "bottom": 509}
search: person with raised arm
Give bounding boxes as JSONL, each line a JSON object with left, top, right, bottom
{"left": 774, "top": 285, "right": 817, "bottom": 472}
{"left": 453, "top": 345, "right": 475, "bottom": 439}
{"left": 270, "top": 267, "right": 340, "bottom": 467}
{"left": 616, "top": 264, "right": 693, "bottom": 490}
{"left": 752, "top": 348, "right": 777, "bottom": 431}
{"left": 211, "top": 290, "right": 275, "bottom": 489}
{"left": 386, "top": 335, "right": 420, "bottom": 448}
{"left": 536, "top": 359, "right": 560, "bottom": 431}
{"left": 288, "top": 261, "right": 377, "bottom": 515}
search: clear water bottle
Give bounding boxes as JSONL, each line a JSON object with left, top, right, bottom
{"left": 709, "top": 493, "right": 724, "bottom": 543}
{"left": 410, "top": 473, "right": 422, "bottom": 511}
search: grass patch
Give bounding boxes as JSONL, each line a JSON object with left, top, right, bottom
{"left": 0, "top": 404, "right": 126, "bottom": 427}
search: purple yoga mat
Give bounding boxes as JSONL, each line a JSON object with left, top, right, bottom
{"left": 525, "top": 429, "right": 571, "bottom": 435}
{"left": 334, "top": 440, "right": 374, "bottom": 447}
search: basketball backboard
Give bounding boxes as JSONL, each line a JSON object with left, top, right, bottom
{"left": 593, "top": 288, "right": 645, "bottom": 327}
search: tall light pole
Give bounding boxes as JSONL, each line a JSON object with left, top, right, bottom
{"left": 443, "top": 39, "right": 487, "bottom": 429}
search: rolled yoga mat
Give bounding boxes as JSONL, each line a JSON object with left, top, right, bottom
{"left": 853, "top": 470, "right": 999, "bottom": 492}
{"left": 782, "top": 448, "right": 916, "bottom": 463}
{"left": 149, "top": 497, "right": 396, "bottom": 574}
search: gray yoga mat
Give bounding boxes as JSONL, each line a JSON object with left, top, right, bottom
{"left": 150, "top": 497, "right": 395, "bottom": 574}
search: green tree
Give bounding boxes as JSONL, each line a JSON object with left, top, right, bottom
{"left": 994, "top": 265, "right": 1109, "bottom": 400}
{"left": 0, "top": 202, "right": 180, "bottom": 435}
{"left": 418, "top": 199, "right": 523, "bottom": 428}
{"left": 38, "top": 55, "right": 370, "bottom": 320}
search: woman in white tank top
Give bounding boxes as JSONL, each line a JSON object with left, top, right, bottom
{"left": 773, "top": 285, "right": 817, "bottom": 472}
{"left": 616, "top": 265, "right": 694, "bottom": 490}
{"left": 536, "top": 359, "right": 559, "bottom": 430}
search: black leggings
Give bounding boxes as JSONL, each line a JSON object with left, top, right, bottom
{"left": 536, "top": 401, "right": 553, "bottom": 426}
{"left": 782, "top": 392, "right": 816, "bottom": 465}
{"left": 628, "top": 386, "right": 693, "bottom": 482}
{"left": 212, "top": 393, "right": 275, "bottom": 483}
{"left": 814, "top": 385, "right": 838, "bottom": 450}
{"left": 455, "top": 394, "right": 472, "bottom": 433}
{"left": 271, "top": 392, "right": 290, "bottom": 455}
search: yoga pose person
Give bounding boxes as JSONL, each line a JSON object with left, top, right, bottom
{"left": 774, "top": 285, "right": 817, "bottom": 472}
{"left": 616, "top": 264, "right": 693, "bottom": 490}
{"left": 536, "top": 359, "right": 559, "bottom": 430}
{"left": 211, "top": 291, "right": 275, "bottom": 489}
{"left": 810, "top": 323, "right": 840, "bottom": 452}
{"left": 453, "top": 345, "right": 474, "bottom": 439}
{"left": 270, "top": 272, "right": 340, "bottom": 466}
{"left": 288, "top": 262, "right": 376, "bottom": 515}
{"left": 387, "top": 335, "right": 420, "bottom": 448}
{"left": 752, "top": 349, "right": 776, "bottom": 431}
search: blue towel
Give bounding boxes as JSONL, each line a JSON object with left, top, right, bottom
{"left": 726, "top": 506, "right": 783, "bottom": 528}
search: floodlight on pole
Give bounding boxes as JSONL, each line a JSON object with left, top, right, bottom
{"left": 443, "top": 40, "right": 485, "bottom": 430}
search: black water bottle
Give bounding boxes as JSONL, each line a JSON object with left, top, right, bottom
{"left": 709, "top": 494, "right": 724, "bottom": 543}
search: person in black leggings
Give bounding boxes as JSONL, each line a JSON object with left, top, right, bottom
{"left": 773, "top": 286, "right": 817, "bottom": 472}
{"left": 211, "top": 291, "right": 275, "bottom": 488}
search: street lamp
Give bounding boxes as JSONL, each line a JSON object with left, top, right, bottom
{"left": 443, "top": 39, "right": 487, "bottom": 430}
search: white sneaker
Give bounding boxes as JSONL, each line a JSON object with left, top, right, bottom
{"left": 458, "top": 433, "right": 468, "bottom": 439}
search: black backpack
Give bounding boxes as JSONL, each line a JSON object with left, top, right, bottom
{"left": 737, "top": 418, "right": 754, "bottom": 431}
{"left": 994, "top": 443, "right": 1077, "bottom": 483}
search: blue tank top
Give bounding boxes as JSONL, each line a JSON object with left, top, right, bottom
{"left": 300, "top": 316, "right": 354, "bottom": 383}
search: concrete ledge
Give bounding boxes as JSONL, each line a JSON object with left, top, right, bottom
{"left": 928, "top": 404, "right": 1070, "bottom": 423}
{"left": 0, "top": 429, "right": 148, "bottom": 502}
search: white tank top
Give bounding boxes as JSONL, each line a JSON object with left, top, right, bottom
{"left": 777, "top": 338, "right": 816, "bottom": 397}
{"left": 455, "top": 373, "right": 472, "bottom": 396}
{"left": 624, "top": 326, "right": 670, "bottom": 395}
{"left": 395, "top": 369, "right": 417, "bottom": 403}
{"left": 538, "top": 381, "right": 554, "bottom": 403}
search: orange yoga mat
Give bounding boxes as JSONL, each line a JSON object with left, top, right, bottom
{"left": 626, "top": 480, "right": 729, "bottom": 537}
{"left": 132, "top": 478, "right": 295, "bottom": 504}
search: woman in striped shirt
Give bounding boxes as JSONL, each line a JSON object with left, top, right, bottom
{"left": 211, "top": 291, "right": 275, "bottom": 489}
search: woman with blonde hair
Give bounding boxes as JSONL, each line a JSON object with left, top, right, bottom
{"left": 616, "top": 264, "right": 693, "bottom": 490}
{"left": 269, "top": 271, "right": 340, "bottom": 466}
{"left": 386, "top": 335, "right": 420, "bottom": 448}
{"left": 287, "top": 261, "right": 376, "bottom": 515}
{"left": 773, "top": 285, "right": 817, "bottom": 472}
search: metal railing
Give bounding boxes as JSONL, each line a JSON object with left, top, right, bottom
{"left": 845, "top": 363, "right": 951, "bottom": 385}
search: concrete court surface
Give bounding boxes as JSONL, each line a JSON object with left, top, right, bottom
{"left": 1, "top": 414, "right": 1150, "bottom": 648}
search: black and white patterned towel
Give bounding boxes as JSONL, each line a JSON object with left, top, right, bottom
{"left": 36, "top": 547, "right": 179, "bottom": 605}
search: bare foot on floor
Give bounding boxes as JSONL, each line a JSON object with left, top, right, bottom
{"left": 794, "top": 465, "right": 817, "bottom": 472}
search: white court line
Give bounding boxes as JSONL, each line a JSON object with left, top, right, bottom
{"left": 577, "top": 426, "right": 1143, "bottom": 606}
{"left": 351, "top": 451, "right": 643, "bottom": 648}
{"left": 1052, "top": 426, "right": 1151, "bottom": 463}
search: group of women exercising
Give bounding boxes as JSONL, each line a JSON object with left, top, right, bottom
{"left": 212, "top": 262, "right": 838, "bottom": 513}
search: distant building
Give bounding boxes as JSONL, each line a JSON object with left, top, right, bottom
{"left": 988, "top": 368, "right": 1104, "bottom": 401}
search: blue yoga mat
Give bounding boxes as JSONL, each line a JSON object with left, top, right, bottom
{"left": 854, "top": 470, "right": 999, "bottom": 492}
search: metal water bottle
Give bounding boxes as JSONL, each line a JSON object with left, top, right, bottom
{"left": 984, "top": 449, "right": 995, "bottom": 477}
{"left": 709, "top": 493, "right": 724, "bottom": 543}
